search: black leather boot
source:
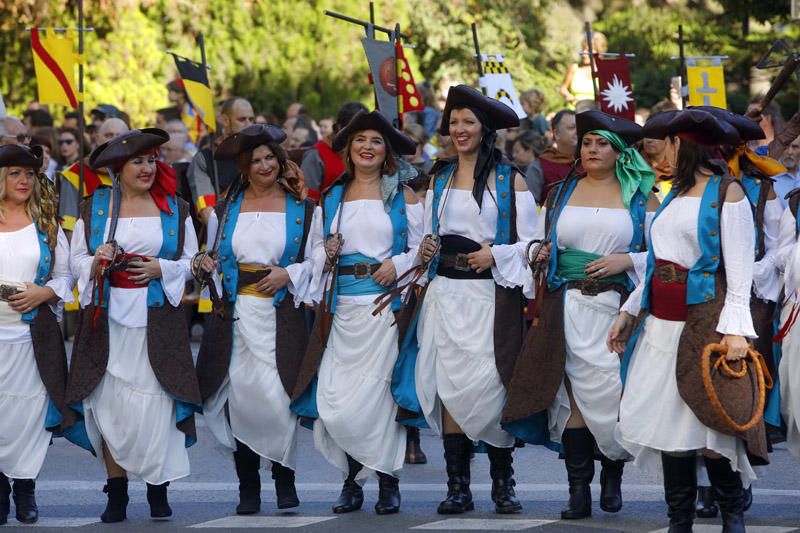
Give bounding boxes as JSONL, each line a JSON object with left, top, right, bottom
{"left": 100, "top": 477, "right": 129, "bottom": 523}
{"left": 405, "top": 427, "right": 428, "bottom": 464}
{"left": 0, "top": 474, "right": 9, "bottom": 525}
{"left": 704, "top": 456, "right": 745, "bottom": 533}
{"left": 599, "top": 454, "right": 624, "bottom": 513}
{"left": 743, "top": 485, "right": 753, "bottom": 512}
{"left": 561, "top": 428, "right": 594, "bottom": 519}
{"left": 146, "top": 482, "right": 172, "bottom": 519}
{"left": 375, "top": 472, "right": 401, "bottom": 515}
{"left": 487, "top": 446, "right": 522, "bottom": 514}
{"left": 696, "top": 485, "right": 719, "bottom": 518}
{"left": 12, "top": 479, "right": 38, "bottom": 524}
{"left": 437, "top": 433, "right": 474, "bottom": 514}
{"left": 271, "top": 463, "right": 299, "bottom": 509}
{"left": 661, "top": 453, "right": 696, "bottom": 533}
{"left": 333, "top": 455, "right": 363, "bottom": 514}
{"left": 234, "top": 440, "right": 261, "bottom": 515}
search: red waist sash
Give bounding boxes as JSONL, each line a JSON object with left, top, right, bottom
{"left": 109, "top": 254, "right": 148, "bottom": 289}
{"left": 650, "top": 259, "right": 689, "bottom": 322}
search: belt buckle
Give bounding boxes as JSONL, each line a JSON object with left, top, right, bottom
{"left": 580, "top": 278, "right": 600, "bottom": 296}
{"left": 657, "top": 263, "right": 679, "bottom": 284}
{"left": 353, "top": 262, "right": 371, "bottom": 279}
{"left": 454, "top": 253, "right": 471, "bottom": 272}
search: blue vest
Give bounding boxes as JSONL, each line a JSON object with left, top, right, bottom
{"left": 544, "top": 178, "right": 647, "bottom": 291}
{"left": 322, "top": 183, "right": 408, "bottom": 313}
{"left": 429, "top": 162, "right": 512, "bottom": 277}
{"left": 88, "top": 187, "right": 180, "bottom": 308}
{"left": 217, "top": 191, "right": 307, "bottom": 307}
{"left": 22, "top": 220, "right": 53, "bottom": 324}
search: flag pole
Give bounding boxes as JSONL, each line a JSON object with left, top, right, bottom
{"left": 77, "top": 0, "right": 85, "bottom": 210}
{"left": 584, "top": 22, "right": 600, "bottom": 102}
{"left": 197, "top": 33, "right": 220, "bottom": 197}
{"left": 471, "top": 23, "right": 486, "bottom": 95}
{"left": 394, "top": 23, "right": 402, "bottom": 130}
{"left": 678, "top": 24, "right": 687, "bottom": 108}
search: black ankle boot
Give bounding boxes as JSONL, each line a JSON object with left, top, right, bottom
{"left": 405, "top": 427, "right": 428, "bottom": 464}
{"left": 561, "top": 428, "right": 594, "bottom": 519}
{"left": 599, "top": 455, "right": 624, "bottom": 513}
{"left": 375, "top": 472, "right": 401, "bottom": 515}
{"left": 233, "top": 440, "right": 261, "bottom": 515}
{"left": 333, "top": 455, "right": 363, "bottom": 514}
{"left": 271, "top": 463, "right": 299, "bottom": 509}
{"left": 146, "top": 482, "right": 172, "bottom": 519}
{"left": 12, "top": 479, "right": 38, "bottom": 524}
{"left": 100, "top": 477, "right": 129, "bottom": 523}
{"left": 437, "top": 434, "right": 474, "bottom": 514}
{"left": 696, "top": 485, "right": 719, "bottom": 518}
{"left": 661, "top": 453, "right": 696, "bottom": 533}
{"left": 0, "top": 474, "right": 9, "bottom": 525}
{"left": 487, "top": 446, "right": 522, "bottom": 514}
{"left": 704, "top": 456, "right": 745, "bottom": 533}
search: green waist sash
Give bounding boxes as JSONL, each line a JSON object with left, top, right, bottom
{"left": 556, "top": 248, "right": 628, "bottom": 285}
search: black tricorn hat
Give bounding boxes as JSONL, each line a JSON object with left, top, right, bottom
{"left": 215, "top": 125, "right": 287, "bottom": 160}
{"left": 89, "top": 128, "right": 169, "bottom": 170}
{"left": 642, "top": 109, "right": 740, "bottom": 146}
{"left": 439, "top": 84, "right": 520, "bottom": 136}
{"left": 332, "top": 110, "right": 416, "bottom": 155}
{"left": 0, "top": 144, "right": 44, "bottom": 169}
{"left": 690, "top": 105, "right": 765, "bottom": 142}
{"left": 576, "top": 110, "right": 643, "bottom": 148}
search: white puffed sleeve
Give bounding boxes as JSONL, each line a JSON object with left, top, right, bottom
{"left": 284, "top": 228, "right": 316, "bottom": 307}
{"left": 752, "top": 197, "right": 782, "bottom": 302}
{"left": 620, "top": 276, "right": 646, "bottom": 317}
{"left": 70, "top": 218, "right": 96, "bottom": 308}
{"left": 522, "top": 207, "right": 547, "bottom": 299}
{"left": 47, "top": 226, "right": 75, "bottom": 304}
{"left": 307, "top": 206, "right": 327, "bottom": 305}
{"left": 204, "top": 211, "right": 223, "bottom": 298}
{"left": 716, "top": 198, "right": 757, "bottom": 337}
{"left": 390, "top": 200, "right": 424, "bottom": 278}
{"left": 491, "top": 189, "right": 539, "bottom": 288}
{"left": 157, "top": 216, "right": 198, "bottom": 308}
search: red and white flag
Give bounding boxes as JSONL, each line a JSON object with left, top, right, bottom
{"left": 594, "top": 55, "right": 635, "bottom": 121}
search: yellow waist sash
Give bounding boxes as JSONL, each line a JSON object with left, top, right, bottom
{"left": 237, "top": 263, "right": 274, "bottom": 298}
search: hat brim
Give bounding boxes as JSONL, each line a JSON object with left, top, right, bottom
{"left": 332, "top": 111, "right": 416, "bottom": 155}
{"left": 90, "top": 128, "right": 169, "bottom": 170}
{"left": 439, "top": 84, "right": 520, "bottom": 136}
{"left": 576, "top": 110, "right": 643, "bottom": 147}
{"left": 643, "top": 109, "right": 740, "bottom": 146}
{"left": 0, "top": 145, "right": 44, "bottom": 170}
{"left": 690, "top": 106, "right": 765, "bottom": 142}
{"left": 215, "top": 125, "right": 288, "bottom": 160}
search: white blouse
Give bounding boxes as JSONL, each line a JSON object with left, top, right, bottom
{"left": 309, "top": 198, "right": 425, "bottom": 305}
{"left": 71, "top": 216, "right": 198, "bottom": 329}
{"left": 777, "top": 206, "right": 798, "bottom": 302}
{"left": 206, "top": 211, "right": 313, "bottom": 305}
{"left": 622, "top": 196, "right": 756, "bottom": 337}
{"left": 423, "top": 188, "right": 538, "bottom": 287}
{"left": 752, "top": 197, "right": 782, "bottom": 302}
{"left": 0, "top": 224, "right": 73, "bottom": 343}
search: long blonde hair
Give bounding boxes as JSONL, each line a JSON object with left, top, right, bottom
{"left": 0, "top": 166, "right": 58, "bottom": 251}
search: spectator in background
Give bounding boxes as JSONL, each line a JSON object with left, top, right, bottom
{"left": 511, "top": 130, "right": 547, "bottom": 174}
{"left": 524, "top": 109, "right": 578, "bottom": 203}
{"left": 413, "top": 82, "right": 441, "bottom": 139}
{"left": 318, "top": 116, "right": 335, "bottom": 140}
{"left": 641, "top": 101, "right": 677, "bottom": 201}
{"left": 0, "top": 116, "right": 29, "bottom": 147}
{"left": 289, "top": 116, "right": 318, "bottom": 148}
{"left": 255, "top": 112, "right": 279, "bottom": 125}
{"left": 403, "top": 122, "right": 433, "bottom": 172}
{"left": 747, "top": 97, "right": 783, "bottom": 155}
{"left": 167, "top": 79, "right": 205, "bottom": 144}
{"left": 22, "top": 109, "right": 54, "bottom": 134}
{"left": 30, "top": 132, "right": 57, "bottom": 181}
{"left": 56, "top": 127, "right": 82, "bottom": 169}
{"left": 96, "top": 118, "right": 130, "bottom": 145}
{"left": 89, "top": 104, "right": 125, "bottom": 147}
{"left": 772, "top": 134, "right": 800, "bottom": 209}
{"left": 165, "top": 119, "right": 197, "bottom": 156}
{"left": 519, "top": 88, "right": 549, "bottom": 136}
{"left": 62, "top": 111, "right": 81, "bottom": 130}
{"left": 559, "top": 32, "right": 606, "bottom": 110}
{"left": 285, "top": 102, "right": 305, "bottom": 120}
{"left": 156, "top": 107, "right": 182, "bottom": 130}
{"left": 160, "top": 137, "right": 191, "bottom": 165}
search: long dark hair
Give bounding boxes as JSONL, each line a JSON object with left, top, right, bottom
{"left": 670, "top": 136, "right": 716, "bottom": 196}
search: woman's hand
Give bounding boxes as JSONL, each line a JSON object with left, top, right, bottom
{"left": 530, "top": 241, "right": 553, "bottom": 267}
{"left": 468, "top": 243, "right": 495, "bottom": 273}
{"left": 373, "top": 259, "right": 398, "bottom": 287}
{"left": 607, "top": 312, "right": 635, "bottom": 354}
{"left": 720, "top": 335, "right": 749, "bottom": 361}
{"left": 7, "top": 283, "right": 56, "bottom": 314}
{"left": 198, "top": 254, "right": 217, "bottom": 274}
{"left": 323, "top": 234, "right": 343, "bottom": 273}
{"left": 585, "top": 253, "right": 633, "bottom": 279}
{"left": 255, "top": 267, "right": 291, "bottom": 295}
{"left": 419, "top": 236, "right": 438, "bottom": 263}
{"left": 126, "top": 257, "right": 163, "bottom": 285}
{"left": 91, "top": 243, "right": 118, "bottom": 271}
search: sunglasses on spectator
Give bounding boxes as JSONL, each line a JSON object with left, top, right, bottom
{"left": 2, "top": 134, "right": 31, "bottom": 144}
{"left": 58, "top": 139, "right": 76, "bottom": 146}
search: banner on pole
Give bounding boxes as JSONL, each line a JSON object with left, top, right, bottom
{"left": 594, "top": 55, "right": 635, "bottom": 120}
{"left": 478, "top": 54, "right": 525, "bottom": 119}
{"left": 362, "top": 37, "right": 398, "bottom": 123}
{"left": 687, "top": 58, "right": 727, "bottom": 108}
{"left": 173, "top": 55, "right": 217, "bottom": 133}
{"left": 395, "top": 40, "right": 424, "bottom": 117}
{"left": 31, "top": 28, "right": 78, "bottom": 109}
{"left": 61, "top": 161, "right": 112, "bottom": 197}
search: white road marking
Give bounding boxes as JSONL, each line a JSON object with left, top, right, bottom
{"left": 650, "top": 526, "right": 798, "bottom": 533}
{"left": 189, "top": 515, "right": 336, "bottom": 528}
{"left": 4, "top": 517, "right": 100, "bottom": 527}
{"left": 412, "top": 518, "right": 556, "bottom": 531}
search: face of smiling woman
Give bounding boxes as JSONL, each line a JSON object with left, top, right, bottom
{"left": 3, "top": 166, "right": 36, "bottom": 205}
{"left": 448, "top": 107, "right": 483, "bottom": 155}
{"left": 349, "top": 129, "right": 387, "bottom": 176}
{"left": 119, "top": 153, "right": 157, "bottom": 194}
{"left": 247, "top": 144, "right": 280, "bottom": 189}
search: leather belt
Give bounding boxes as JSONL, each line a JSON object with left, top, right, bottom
{"left": 566, "top": 278, "right": 626, "bottom": 297}
{"left": 655, "top": 262, "right": 688, "bottom": 284}
{"left": 438, "top": 252, "right": 473, "bottom": 272}
{"left": 338, "top": 262, "right": 381, "bottom": 279}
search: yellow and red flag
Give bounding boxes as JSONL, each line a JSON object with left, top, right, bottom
{"left": 31, "top": 28, "right": 79, "bottom": 109}
{"left": 173, "top": 55, "right": 216, "bottom": 133}
{"left": 395, "top": 39, "right": 424, "bottom": 116}
{"left": 61, "top": 161, "right": 112, "bottom": 197}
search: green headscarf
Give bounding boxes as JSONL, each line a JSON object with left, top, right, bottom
{"left": 589, "top": 129, "right": 656, "bottom": 209}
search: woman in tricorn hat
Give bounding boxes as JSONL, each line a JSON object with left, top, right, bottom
{"left": 194, "top": 124, "right": 314, "bottom": 514}
{"left": 502, "top": 110, "right": 659, "bottom": 520}
{"left": 608, "top": 109, "right": 759, "bottom": 533}
{"left": 0, "top": 144, "right": 73, "bottom": 525}
{"left": 63, "top": 128, "right": 202, "bottom": 523}
{"left": 293, "top": 110, "right": 423, "bottom": 515}
{"left": 416, "top": 85, "right": 537, "bottom": 515}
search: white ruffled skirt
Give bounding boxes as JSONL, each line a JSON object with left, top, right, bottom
{"left": 83, "top": 320, "right": 189, "bottom": 485}
{"left": 548, "top": 289, "right": 630, "bottom": 460}
{"left": 204, "top": 295, "right": 298, "bottom": 469}
{"left": 416, "top": 276, "right": 514, "bottom": 448}
{"left": 314, "top": 302, "right": 406, "bottom": 479}
{"left": 0, "top": 342, "right": 50, "bottom": 479}
{"left": 616, "top": 315, "right": 756, "bottom": 487}
{"left": 780, "top": 302, "right": 800, "bottom": 461}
